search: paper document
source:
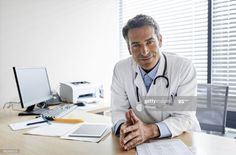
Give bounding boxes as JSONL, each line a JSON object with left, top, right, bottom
{"left": 9, "top": 117, "right": 49, "bottom": 130}
{"left": 25, "top": 122, "right": 78, "bottom": 137}
{"left": 136, "top": 139, "right": 193, "bottom": 155}
{"left": 61, "top": 123, "right": 111, "bottom": 143}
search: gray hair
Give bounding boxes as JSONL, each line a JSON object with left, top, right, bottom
{"left": 122, "top": 14, "right": 161, "bottom": 43}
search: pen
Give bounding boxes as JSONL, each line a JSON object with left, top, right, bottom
{"left": 26, "top": 120, "right": 48, "bottom": 126}
{"left": 51, "top": 118, "right": 84, "bottom": 124}
{"left": 45, "top": 117, "right": 84, "bottom": 123}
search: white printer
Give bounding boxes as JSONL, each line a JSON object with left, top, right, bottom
{"left": 60, "top": 81, "right": 103, "bottom": 103}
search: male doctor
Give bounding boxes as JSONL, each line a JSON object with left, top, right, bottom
{"left": 111, "top": 14, "right": 200, "bottom": 151}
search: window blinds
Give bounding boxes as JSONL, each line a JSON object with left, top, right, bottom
{"left": 119, "top": 0, "right": 208, "bottom": 84}
{"left": 212, "top": 0, "right": 236, "bottom": 110}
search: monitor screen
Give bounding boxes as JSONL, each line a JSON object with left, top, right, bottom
{"left": 13, "top": 67, "right": 52, "bottom": 109}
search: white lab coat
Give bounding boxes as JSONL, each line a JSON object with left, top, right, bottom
{"left": 111, "top": 52, "right": 200, "bottom": 137}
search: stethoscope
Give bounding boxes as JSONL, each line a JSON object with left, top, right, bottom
{"left": 135, "top": 53, "right": 169, "bottom": 103}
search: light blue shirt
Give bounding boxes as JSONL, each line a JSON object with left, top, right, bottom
{"left": 113, "top": 63, "right": 172, "bottom": 138}
{"left": 139, "top": 63, "right": 159, "bottom": 92}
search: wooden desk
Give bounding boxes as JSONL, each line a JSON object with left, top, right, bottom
{"left": 1, "top": 108, "right": 236, "bottom": 155}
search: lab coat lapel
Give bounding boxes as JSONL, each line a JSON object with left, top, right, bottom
{"left": 134, "top": 65, "right": 147, "bottom": 97}
{"left": 133, "top": 64, "right": 157, "bottom": 123}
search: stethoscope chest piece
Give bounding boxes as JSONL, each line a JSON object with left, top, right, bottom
{"left": 136, "top": 103, "right": 143, "bottom": 112}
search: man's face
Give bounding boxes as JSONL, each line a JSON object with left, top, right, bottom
{"left": 127, "top": 25, "right": 162, "bottom": 70}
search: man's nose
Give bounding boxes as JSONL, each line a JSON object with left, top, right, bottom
{"left": 141, "top": 45, "right": 149, "bottom": 56}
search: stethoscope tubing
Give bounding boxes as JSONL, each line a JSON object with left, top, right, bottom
{"left": 135, "top": 53, "right": 169, "bottom": 103}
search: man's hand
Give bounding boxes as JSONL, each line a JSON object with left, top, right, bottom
{"left": 119, "top": 110, "right": 134, "bottom": 149}
{"left": 120, "top": 110, "right": 160, "bottom": 151}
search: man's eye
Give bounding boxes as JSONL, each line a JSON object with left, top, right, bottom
{"left": 132, "top": 44, "right": 140, "bottom": 48}
{"left": 147, "top": 40, "right": 155, "bottom": 45}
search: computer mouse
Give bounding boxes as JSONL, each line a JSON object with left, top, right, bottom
{"left": 74, "top": 102, "right": 85, "bottom": 106}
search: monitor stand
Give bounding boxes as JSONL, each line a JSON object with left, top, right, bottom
{"left": 18, "top": 104, "right": 48, "bottom": 116}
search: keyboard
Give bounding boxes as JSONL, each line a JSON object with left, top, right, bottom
{"left": 41, "top": 104, "right": 77, "bottom": 118}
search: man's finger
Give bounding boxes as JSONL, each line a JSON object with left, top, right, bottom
{"left": 128, "top": 110, "right": 135, "bottom": 124}
{"left": 124, "top": 136, "right": 142, "bottom": 151}
{"left": 120, "top": 136, "right": 126, "bottom": 151}
{"left": 129, "top": 110, "right": 139, "bottom": 123}
{"left": 123, "top": 130, "right": 139, "bottom": 144}
{"left": 125, "top": 111, "right": 132, "bottom": 124}
{"left": 120, "top": 123, "right": 127, "bottom": 132}
{"left": 123, "top": 123, "right": 138, "bottom": 134}
{"left": 120, "top": 122, "right": 129, "bottom": 147}
{"left": 120, "top": 122, "right": 129, "bottom": 135}
{"left": 120, "top": 131, "right": 125, "bottom": 147}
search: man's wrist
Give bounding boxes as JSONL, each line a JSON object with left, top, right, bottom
{"left": 113, "top": 120, "right": 126, "bottom": 136}
{"left": 118, "top": 123, "right": 124, "bottom": 136}
{"left": 147, "top": 124, "right": 160, "bottom": 139}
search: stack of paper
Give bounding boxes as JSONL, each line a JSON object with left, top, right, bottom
{"left": 136, "top": 139, "right": 193, "bottom": 155}
{"left": 61, "top": 123, "right": 111, "bottom": 143}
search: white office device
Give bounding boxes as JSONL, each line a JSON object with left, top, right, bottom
{"left": 60, "top": 81, "right": 103, "bottom": 103}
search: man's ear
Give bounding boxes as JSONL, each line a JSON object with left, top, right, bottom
{"left": 158, "top": 34, "right": 163, "bottom": 48}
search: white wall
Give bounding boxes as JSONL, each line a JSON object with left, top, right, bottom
{"left": 0, "top": 0, "right": 119, "bottom": 106}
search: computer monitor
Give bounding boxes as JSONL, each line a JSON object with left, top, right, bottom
{"left": 13, "top": 67, "right": 53, "bottom": 115}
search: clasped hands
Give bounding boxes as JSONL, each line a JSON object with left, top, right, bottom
{"left": 119, "top": 110, "right": 160, "bottom": 151}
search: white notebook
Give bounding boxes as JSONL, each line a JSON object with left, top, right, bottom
{"left": 69, "top": 124, "right": 108, "bottom": 138}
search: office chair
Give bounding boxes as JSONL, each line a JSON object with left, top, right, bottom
{"left": 196, "top": 84, "right": 229, "bottom": 135}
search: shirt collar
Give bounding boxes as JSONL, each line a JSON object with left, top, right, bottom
{"left": 139, "top": 62, "right": 160, "bottom": 80}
